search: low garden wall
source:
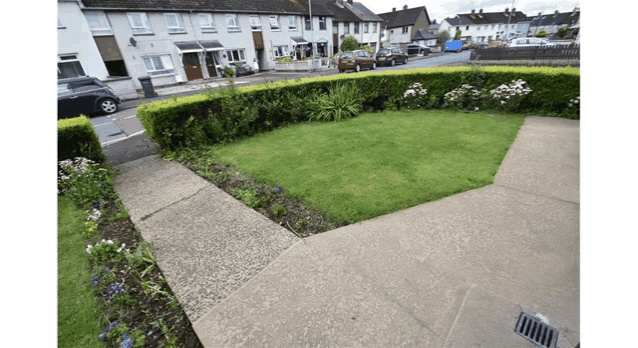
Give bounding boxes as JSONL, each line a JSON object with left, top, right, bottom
{"left": 58, "top": 115, "right": 106, "bottom": 163}
{"left": 137, "top": 66, "right": 580, "bottom": 150}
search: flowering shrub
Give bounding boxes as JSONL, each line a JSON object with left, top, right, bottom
{"left": 489, "top": 79, "right": 532, "bottom": 112}
{"left": 444, "top": 84, "right": 486, "bottom": 112}
{"left": 85, "top": 220, "right": 99, "bottom": 238}
{"left": 86, "top": 239, "right": 126, "bottom": 264}
{"left": 400, "top": 82, "right": 429, "bottom": 110}
{"left": 58, "top": 157, "right": 111, "bottom": 204}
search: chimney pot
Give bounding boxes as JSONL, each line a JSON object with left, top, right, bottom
{"left": 471, "top": 9, "right": 475, "bottom": 14}
{"left": 512, "top": 8, "right": 516, "bottom": 13}
{"left": 505, "top": 8, "right": 509, "bottom": 13}
{"left": 538, "top": 12, "right": 542, "bottom": 16}
{"left": 347, "top": 0, "right": 353, "bottom": 4}
{"left": 403, "top": 5, "right": 408, "bottom": 10}
{"left": 392, "top": 7, "right": 396, "bottom": 12}
{"left": 554, "top": 10, "right": 559, "bottom": 14}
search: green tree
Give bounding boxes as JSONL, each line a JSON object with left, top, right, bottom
{"left": 556, "top": 26, "right": 569, "bottom": 38}
{"left": 453, "top": 28, "right": 462, "bottom": 40}
{"left": 437, "top": 30, "right": 451, "bottom": 44}
{"left": 535, "top": 30, "right": 547, "bottom": 38}
{"left": 340, "top": 36, "right": 359, "bottom": 52}
{"left": 360, "top": 44, "right": 374, "bottom": 54}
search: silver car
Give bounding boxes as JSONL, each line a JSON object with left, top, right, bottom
{"left": 507, "top": 38, "right": 557, "bottom": 48}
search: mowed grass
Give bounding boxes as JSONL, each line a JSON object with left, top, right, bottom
{"left": 58, "top": 196, "right": 104, "bottom": 348}
{"left": 213, "top": 110, "right": 525, "bottom": 224}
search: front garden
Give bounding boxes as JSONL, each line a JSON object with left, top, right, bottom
{"left": 143, "top": 66, "right": 579, "bottom": 235}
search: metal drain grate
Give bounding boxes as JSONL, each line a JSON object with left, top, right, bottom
{"left": 515, "top": 312, "right": 558, "bottom": 348}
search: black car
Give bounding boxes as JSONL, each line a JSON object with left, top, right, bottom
{"left": 375, "top": 47, "right": 409, "bottom": 66}
{"left": 58, "top": 77, "right": 121, "bottom": 119}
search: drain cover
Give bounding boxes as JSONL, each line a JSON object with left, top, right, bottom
{"left": 515, "top": 312, "right": 558, "bottom": 348}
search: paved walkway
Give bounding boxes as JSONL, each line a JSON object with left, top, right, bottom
{"left": 114, "top": 116, "right": 579, "bottom": 348}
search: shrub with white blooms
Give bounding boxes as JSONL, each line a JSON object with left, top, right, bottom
{"left": 58, "top": 157, "right": 110, "bottom": 203}
{"left": 400, "top": 82, "right": 431, "bottom": 110}
{"left": 567, "top": 96, "right": 580, "bottom": 108}
{"left": 444, "top": 84, "right": 486, "bottom": 112}
{"left": 489, "top": 79, "right": 532, "bottom": 111}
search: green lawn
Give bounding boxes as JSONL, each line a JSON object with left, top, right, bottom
{"left": 213, "top": 110, "right": 525, "bottom": 224}
{"left": 58, "top": 196, "right": 103, "bottom": 348}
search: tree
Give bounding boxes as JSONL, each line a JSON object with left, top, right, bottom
{"left": 340, "top": 36, "right": 359, "bottom": 52}
{"left": 535, "top": 30, "right": 547, "bottom": 38}
{"left": 360, "top": 44, "right": 374, "bottom": 54}
{"left": 556, "top": 26, "right": 569, "bottom": 38}
{"left": 436, "top": 30, "right": 451, "bottom": 44}
{"left": 453, "top": 28, "right": 462, "bottom": 40}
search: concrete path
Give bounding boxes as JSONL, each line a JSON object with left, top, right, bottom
{"left": 114, "top": 115, "right": 579, "bottom": 348}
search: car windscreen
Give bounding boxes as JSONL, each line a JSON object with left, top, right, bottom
{"left": 377, "top": 49, "right": 390, "bottom": 56}
{"left": 340, "top": 52, "right": 353, "bottom": 59}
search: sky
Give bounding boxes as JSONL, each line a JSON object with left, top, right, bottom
{"left": 360, "top": 0, "right": 581, "bottom": 23}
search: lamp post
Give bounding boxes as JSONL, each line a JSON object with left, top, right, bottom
{"left": 504, "top": 0, "right": 515, "bottom": 39}
{"left": 309, "top": 0, "right": 315, "bottom": 72}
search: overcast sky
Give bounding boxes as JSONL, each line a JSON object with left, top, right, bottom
{"left": 360, "top": 0, "right": 581, "bottom": 23}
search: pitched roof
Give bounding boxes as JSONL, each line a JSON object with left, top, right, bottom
{"left": 80, "top": 0, "right": 333, "bottom": 16}
{"left": 348, "top": 2, "right": 383, "bottom": 22}
{"left": 443, "top": 16, "right": 474, "bottom": 26}
{"left": 313, "top": 0, "right": 361, "bottom": 22}
{"left": 412, "top": 28, "right": 437, "bottom": 41}
{"left": 377, "top": 6, "right": 429, "bottom": 29}
{"left": 529, "top": 11, "right": 580, "bottom": 27}
{"left": 456, "top": 10, "right": 529, "bottom": 25}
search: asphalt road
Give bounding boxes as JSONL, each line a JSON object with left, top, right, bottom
{"left": 93, "top": 50, "right": 472, "bottom": 165}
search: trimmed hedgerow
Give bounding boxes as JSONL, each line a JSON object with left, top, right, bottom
{"left": 58, "top": 115, "right": 106, "bottom": 163}
{"left": 137, "top": 66, "right": 579, "bottom": 150}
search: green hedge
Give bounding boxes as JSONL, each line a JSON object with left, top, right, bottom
{"left": 58, "top": 115, "right": 106, "bottom": 163}
{"left": 138, "top": 66, "right": 580, "bottom": 150}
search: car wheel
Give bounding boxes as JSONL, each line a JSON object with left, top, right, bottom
{"left": 355, "top": 64, "right": 361, "bottom": 73}
{"left": 391, "top": 59, "right": 395, "bottom": 66}
{"left": 372, "top": 62, "right": 376, "bottom": 70}
{"left": 99, "top": 98, "right": 118, "bottom": 114}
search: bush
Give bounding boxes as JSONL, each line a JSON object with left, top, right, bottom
{"left": 58, "top": 115, "right": 106, "bottom": 164}
{"left": 137, "top": 66, "right": 580, "bottom": 150}
{"left": 58, "top": 157, "right": 112, "bottom": 204}
{"left": 536, "top": 30, "right": 547, "bottom": 38}
{"left": 341, "top": 36, "right": 359, "bottom": 52}
{"left": 306, "top": 83, "right": 362, "bottom": 122}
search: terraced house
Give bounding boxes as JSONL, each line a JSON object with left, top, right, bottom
{"left": 319, "top": 0, "right": 383, "bottom": 54}
{"left": 58, "top": 0, "right": 339, "bottom": 94}
{"left": 527, "top": 8, "right": 580, "bottom": 38}
{"left": 377, "top": 5, "right": 432, "bottom": 50}
{"left": 440, "top": 8, "right": 531, "bottom": 43}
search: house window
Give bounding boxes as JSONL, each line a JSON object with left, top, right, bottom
{"left": 477, "top": 26, "right": 480, "bottom": 31}
{"left": 319, "top": 16, "right": 326, "bottom": 30}
{"left": 488, "top": 36, "right": 493, "bottom": 40}
{"left": 58, "top": 54, "right": 86, "bottom": 79}
{"left": 273, "top": 46, "right": 289, "bottom": 57}
{"left": 84, "top": 12, "right": 112, "bottom": 36}
{"left": 332, "top": 22, "right": 338, "bottom": 34}
{"left": 354, "top": 22, "right": 359, "bottom": 33}
{"left": 402, "top": 26, "right": 408, "bottom": 34}
{"left": 344, "top": 22, "right": 350, "bottom": 34}
{"left": 305, "top": 16, "right": 312, "bottom": 30}
{"left": 364, "top": 23, "right": 369, "bottom": 33}
{"left": 269, "top": 16, "right": 280, "bottom": 30}
{"left": 372, "top": 23, "right": 377, "bottom": 33}
{"left": 466, "top": 26, "right": 469, "bottom": 30}
{"left": 226, "top": 49, "right": 246, "bottom": 63}
{"left": 127, "top": 12, "right": 153, "bottom": 34}
{"left": 198, "top": 13, "right": 216, "bottom": 32}
{"left": 491, "top": 25, "right": 495, "bottom": 29}
{"left": 249, "top": 16, "right": 262, "bottom": 31}
{"left": 288, "top": 16, "right": 297, "bottom": 30}
{"left": 164, "top": 13, "right": 186, "bottom": 33}
{"left": 511, "top": 24, "right": 515, "bottom": 29}
{"left": 225, "top": 14, "right": 239, "bottom": 32}
{"left": 142, "top": 55, "right": 175, "bottom": 76}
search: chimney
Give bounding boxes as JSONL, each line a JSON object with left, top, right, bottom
{"left": 504, "top": 8, "right": 509, "bottom": 13}
{"left": 432, "top": 19, "right": 436, "bottom": 24}
{"left": 471, "top": 9, "right": 475, "bottom": 14}
{"left": 392, "top": 7, "right": 396, "bottom": 12}
{"left": 554, "top": 10, "right": 559, "bottom": 15}
{"left": 573, "top": 7, "right": 579, "bottom": 13}
{"left": 479, "top": 9, "right": 483, "bottom": 14}
{"left": 512, "top": 8, "right": 516, "bottom": 13}
{"left": 403, "top": 5, "right": 408, "bottom": 10}
{"left": 538, "top": 12, "right": 542, "bottom": 17}
{"left": 347, "top": 0, "right": 353, "bottom": 4}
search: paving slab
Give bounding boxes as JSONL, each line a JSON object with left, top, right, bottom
{"left": 495, "top": 116, "right": 580, "bottom": 204}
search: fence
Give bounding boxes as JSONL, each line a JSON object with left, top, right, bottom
{"left": 470, "top": 44, "right": 580, "bottom": 61}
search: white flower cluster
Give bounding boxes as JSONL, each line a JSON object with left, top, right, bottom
{"left": 86, "top": 208, "right": 102, "bottom": 221}
{"left": 59, "top": 157, "right": 97, "bottom": 177}
{"left": 490, "top": 79, "right": 532, "bottom": 105}
{"left": 403, "top": 82, "right": 427, "bottom": 98}
{"left": 444, "top": 84, "right": 483, "bottom": 102}
{"left": 568, "top": 96, "right": 580, "bottom": 107}
{"left": 86, "top": 239, "right": 127, "bottom": 254}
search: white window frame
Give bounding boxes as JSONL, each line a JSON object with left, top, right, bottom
{"left": 305, "top": 16, "right": 312, "bottom": 30}
{"left": 127, "top": 12, "right": 153, "bottom": 34}
{"left": 288, "top": 16, "right": 297, "bottom": 30}
{"left": 402, "top": 26, "right": 408, "bottom": 34}
{"left": 164, "top": 13, "right": 186, "bottom": 33}
{"left": 269, "top": 15, "right": 280, "bottom": 30}
{"left": 273, "top": 45, "right": 289, "bottom": 57}
{"left": 373, "top": 23, "right": 377, "bottom": 33}
{"left": 363, "top": 22, "right": 369, "bottom": 33}
{"left": 58, "top": 54, "right": 86, "bottom": 79}
{"left": 318, "top": 16, "right": 326, "bottom": 30}
{"left": 344, "top": 22, "right": 350, "bottom": 34}
{"left": 249, "top": 16, "right": 262, "bottom": 31}
{"left": 198, "top": 13, "right": 216, "bottom": 32}
{"left": 85, "top": 12, "right": 113, "bottom": 36}
{"left": 225, "top": 14, "right": 239, "bottom": 32}
{"left": 226, "top": 49, "right": 246, "bottom": 63}
{"left": 354, "top": 22, "right": 360, "bottom": 34}
{"left": 142, "top": 54, "right": 175, "bottom": 77}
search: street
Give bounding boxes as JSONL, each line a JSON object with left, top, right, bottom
{"left": 93, "top": 50, "right": 471, "bottom": 165}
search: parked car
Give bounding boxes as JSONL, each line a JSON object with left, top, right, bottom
{"left": 375, "top": 47, "right": 409, "bottom": 66}
{"left": 338, "top": 50, "right": 376, "bottom": 73}
{"left": 58, "top": 77, "right": 121, "bottom": 119}
{"left": 445, "top": 40, "right": 463, "bottom": 53}
{"left": 506, "top": 38, "right": 558, "bottom": 48}
{"left": 487, "top": 40, "right": 505, "bottom": 49}
{"left": 406, "top": 44, "right": 430, "bottom": 56}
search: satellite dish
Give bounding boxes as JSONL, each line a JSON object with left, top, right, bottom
{"left": 340, "top": 34, "right": 345, "bottom": 39}
{"left": 129, "top": 37, "right": 137, "bottom": 47}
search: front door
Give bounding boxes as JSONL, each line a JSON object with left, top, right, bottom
{"left": 205, "top": 52, "right": 218, "bottom": 77}
{"left": 183, "top": 53, "right": 203, "bottom": 81}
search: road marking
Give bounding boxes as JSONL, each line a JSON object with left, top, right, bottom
{"left": 122, "top": 114, "right": 138, "bottom": 120}
{"left": 101, "top": 130, "right": 146, "bottom": 147}
{"left": 93, "top": 122, "right": 113, "bottom": 127}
